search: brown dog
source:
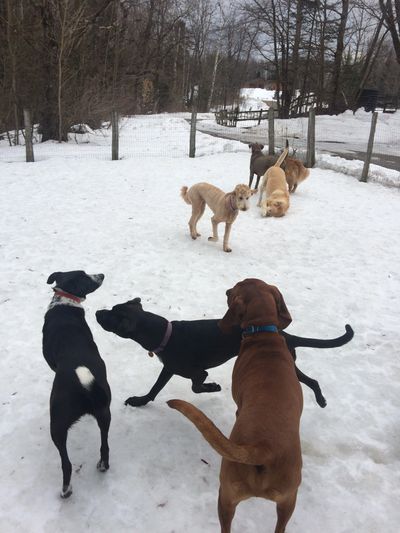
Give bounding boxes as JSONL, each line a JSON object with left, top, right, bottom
{"left": 168, "top": 279, "right": 303, "bottom": 533}
{"left": 283, "top": 158, "right": 310, "bottom": 193}
{"left": 248, "top": 143, "right": 278, "bottom": 189}
{"left": 258, "top": 148, "right": 290, "bottom": 217}
{"left": 181, "top": 183, "right": 256, "bottom": 253}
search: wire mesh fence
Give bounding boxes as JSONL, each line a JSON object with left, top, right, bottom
{"left": 0, "top": 114, "right": 194, "bottom": 163}
{"left": 0, "top": 109, "right": 399, "bottom": 177}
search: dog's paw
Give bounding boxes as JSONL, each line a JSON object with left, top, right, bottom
{"left": 60, "top": 485, "right": 73, "bottom": 499}
{"left": 208, "top": 236, "right": 218, "bottom": 242}
{"left": 195, "top": 382, "right": 221, "bottom": 393}
{"left": 125, "top": 395, "right": 150, "bottom": 407}
{"left": 97, "top": 459, "right": 109, "bottom": 472}
{"left": 223, "top": 247, "right": 232, "bottom": 253}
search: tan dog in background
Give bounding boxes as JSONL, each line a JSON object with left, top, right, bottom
{"left": 168, "top": 278, "right": 303, "bottom": 533}
{"left": 258, "top": 148, "right": 290, "bottom": 217}
{"left": 283, "top": 157, "right": 310, "bottom": 192}
{"left": 181, "top": 183, "right": 256, "bottom": 253}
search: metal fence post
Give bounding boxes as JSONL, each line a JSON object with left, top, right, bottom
{"left": 360, "top": 111, "right": 378, "bottom": 182}
{"left": 111, "top": 110, "right": 119, "bottom": 160}
{"left": 268, "top": 107, "right": 275, "bottom": 155}
{"left": 23, "top": 109, "right": 34, "bottom": 162}
{"left": 189, "top": 85, "right": 198, "bottom": 158}
{"left": 306, "top": 107, "right": 315, "bottom": 168}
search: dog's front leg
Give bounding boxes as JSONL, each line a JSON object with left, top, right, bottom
{"left": 191, "top": 369, "right": 222, "bottom": 393}
{"left": 222, "top": 222, "right": 233, "bottom": 253}
{"left": 208, "top": 216, "right": 219, "bottom": 243}
{"left": 249, "top": 172, "right": 254, "bottom": 188}
{"left": 125, "top": 367, "right": 173, "bottom": 407}
{"left": 257, "top": 185, "right": 263, "bottom": 207}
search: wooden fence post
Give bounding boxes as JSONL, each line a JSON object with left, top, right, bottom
{"left": 189, "top": 85, "right": 198, "bottom": 158}
{"left": 306, "top": 107, "right": 315, "bottom": 168}
{"left": 111, "top": 110, "right": 119, "bottom": 160}
{"left": 268, "top": 107, "right": 275, "bottom": 155}
{"left": 23, "top": 109, "right": 34, "bottom": 162}
{"left": 360, "top": 111, "right": 378, "bottom": 182}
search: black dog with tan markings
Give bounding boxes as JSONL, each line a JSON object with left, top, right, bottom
{"left": 43, "top": 270, "right": 111, "bottom": 498}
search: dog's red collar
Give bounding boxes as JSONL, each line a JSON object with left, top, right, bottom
{"left": 53, "top": 289, "right": 84, "bottom": 303}
{"left": 153, "top": 321, "right": 172, "bottom": 354}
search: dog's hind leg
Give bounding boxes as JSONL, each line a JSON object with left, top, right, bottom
{"left": 208, "top": 216, "right": 219, "bottom": 242}
{"left": 94, "top": 406, "right": 111, "bottom": 471}
{"left": 218, "top": 487, "right": 238, "bottom": 533}
{"left": 249, "top": 172, "right": 254, "bottom": 188}
{"left": 274, "top": 492, "right": 298, "bottom": 533}
{"left": 295, "top": 365, "right": 326, "bottom": 408}
{"left": 189, "top": 200, "right": 205, "bottom": 239}
{"left": 191, "top": 369, "right": 221, "bottom": 393}
{"left": 255, "top": 175, "right": 261, "bottom": 189}
{"left": 125, "top": 367, "right": 173, "bottom": 407}
{"left": 50, "top": 419, "right": 73, "bottom": 498}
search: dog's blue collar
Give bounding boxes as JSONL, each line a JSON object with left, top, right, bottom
{"left": 242, "top": 325, "right": 278, "bottom": 337}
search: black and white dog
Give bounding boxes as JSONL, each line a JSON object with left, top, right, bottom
{"left": 43, "top": 271, "right": 111, "bottom": 498}
{"left": 96, "top": 298, "right": 354, "bottom": 409}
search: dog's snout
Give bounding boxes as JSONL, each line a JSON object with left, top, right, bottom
{"left": 95, "top": 309, "right": 107, "bottom": 321}
{"left": 90, "top": 273, "right": 105, "bottom": 285}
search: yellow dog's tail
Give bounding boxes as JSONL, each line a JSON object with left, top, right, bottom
{"left": 180, "top": 186, "right": 191, "bottom": 204}
{"left": 167, "top": 399, "right": 269, "bottom": 465}
{"left": 274, "top": 147, "right": 289, "bottom": 168}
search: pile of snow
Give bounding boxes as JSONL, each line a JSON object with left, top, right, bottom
{"left": 0, "top": 114, "right": 399, "bottom": 532}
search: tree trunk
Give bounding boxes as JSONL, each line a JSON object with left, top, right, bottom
{"left": 379, "top": 0, "right": 400, "bottom": 64}
{"left": 329, "top": 0, "right": 349, "bottom": 114}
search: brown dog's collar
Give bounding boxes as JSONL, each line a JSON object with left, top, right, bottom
{"left": 242, "top": 325, "right": 278, "bottom": 338}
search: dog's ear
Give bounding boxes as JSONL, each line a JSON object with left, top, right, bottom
{"left": 219, "top": 296, "right": 246, "bottom": 332}
{"left": 127, "top": 297, "right": 141, "bottom": 305}
{"left": 273, "top": 288, "right": 292, "bottom": 330}
{"left": 47, "top": 272, "right": 61, "bottom": 285}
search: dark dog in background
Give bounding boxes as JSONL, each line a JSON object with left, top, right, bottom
{"left": 248, "top": 143, "right": 277, "bottom": 189}
{"left": 43, "top": 270, "right": 111, "bottom": 498}
{"left": 96, "top": 298, "right": 353, "bottom": 408}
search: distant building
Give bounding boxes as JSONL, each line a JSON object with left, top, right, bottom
{"left": 243, "top": 70, "right": 280, "bottom": 91}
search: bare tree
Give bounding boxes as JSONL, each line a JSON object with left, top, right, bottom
{"left": 379, "top": 0, "right": 400, "bottom": 63}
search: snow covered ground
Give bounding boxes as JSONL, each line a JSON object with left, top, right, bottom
{"left": 0, "top": 114, "right": 399, "bottom": 533}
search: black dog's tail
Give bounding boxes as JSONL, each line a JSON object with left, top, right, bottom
{"left": 74, "top": 366, "right": 110, "bottom": 407}
{"left": 283, "top": 324, "right": 354, "bottom": 351}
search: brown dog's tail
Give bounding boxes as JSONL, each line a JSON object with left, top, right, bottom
{"left": 274, "top": 147, "right": 289, "bottom": 168}
{"left": 167, "top": 399, "right": 269, "bottom": 465}
{"left": 181, "top": 186, "right": 191, "bottom": 204}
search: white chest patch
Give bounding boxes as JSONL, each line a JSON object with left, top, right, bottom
{"left": 47, "top": 294, "right": 83, "bottom": 311}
